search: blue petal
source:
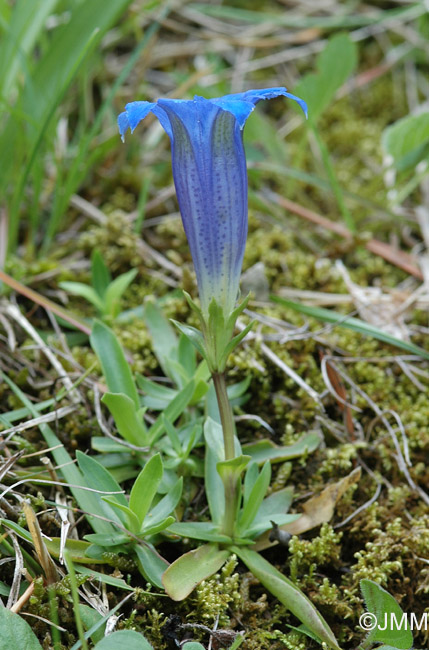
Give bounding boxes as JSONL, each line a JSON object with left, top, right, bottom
{"left": 208, "top": 97, "right": 255, "bottom": 129}
{"left": 124, "top": 101, "right": 156, "bottom": 132}
{"left": 157, "top": 97, "right": 248, "bottom": 315}
{"left": 211, "top": 87, "right": 308, "bottom": 124}
{"left": 117, "top": 111, "right": 131, "bottom": 142}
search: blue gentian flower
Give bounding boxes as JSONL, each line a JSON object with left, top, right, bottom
{"left": 118, "top": 88, "right": 307, "bottom": 317}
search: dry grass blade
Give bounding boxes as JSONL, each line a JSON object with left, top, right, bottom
{"left": 0, "top": 274, "right": 91, "bottom": 335}
{"left": 6, "top": 533, "right": 24, "bottom": 608}
{"left": 22, "top": 500, "right": 59, "bottom": 584}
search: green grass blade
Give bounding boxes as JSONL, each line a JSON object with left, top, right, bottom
{"left": 272, "top": 296, "right": 429, "bottom": 361}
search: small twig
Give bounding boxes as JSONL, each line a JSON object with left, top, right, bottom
{"left": 10, "top": 581, "right": 35, "bottom": 614}
{"left": 0, "top": 405, "right": 77, "bottom": 442}
{"left": 268, "top": 191, "right": 423, "bottom": 280}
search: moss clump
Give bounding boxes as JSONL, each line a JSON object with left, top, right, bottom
{"left": 190, "top": 555, "right": 241, "bottom": 626}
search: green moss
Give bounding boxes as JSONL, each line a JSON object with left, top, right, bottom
{"left": 190, "top": 555, "right": 241, "bottom": 626}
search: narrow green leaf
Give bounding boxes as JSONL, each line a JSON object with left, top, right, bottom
{"left": 91, "top": 250, "right": 111, "bottom": 298}
{"left": 79, "top": 604, "right": 105, "bottom": 645}
{"left": 272, "top": 296, "right": 429, "bottom": 361}
{"left": 59, "top": 282, "right": 104, "bottom": 312}
{"left": 177, "top": 332, "right": 197, "bottom": 377}
{"left": 145, "top": 477, "right": 183, "bottom": 528}
{"left": 162, "top": 544, "right": 230, "bottom": 600}
{"left": 142, "top": 516, "right": 175, "bottom": 537}
{"left": 294, "top": 33, "right": 357, "bottom": 122}
{"left": 233, "top": 547, "right": 340, "bottom": 650}
{"left": 143, "top": 301, "right": 178, "bottom": 371}
{"left": 221, "top": 320, "right": 255, "bottom": 367}
{"left": 76, "top": 450, "right": 127, "bottom": 527}
{"left": 167, "top": 522, "right": 231, "bottom": 544}
{"left": 242, "top": 432, "right": 320, "bottom": 464}
{"left": 147, "top": 379, "right": 195, "bottom": 445}
{"left": 134, "top": 543, "right": 169, "bottom": 589}
{"left": 0, "top": 0, "right": 58, "bottom": 99}
{"left": 90, "top": 320, "right": 140, "bottom": 407}
{"left": 137, "top": 374, "right": 177, "bottom": 401}
{"left": 76, "top": 566, "right": 134, "bottom": 591}
{"left": 257, "top": 487, "right": 294, "bottom": 519}
{"left": 238, "top": 462, "right": 271, "bottom": 535}
{"left": 204, "top": 417, "right": 225, "bottom": 525}
{"left": 129, "top": 454, "right": 163, "bottom": 525}
{"left": 247, "top": 513, "right": 300, "bottom": 538}
{"left": 104, "top": 269, "right": 138, "bottom": 318}
{"left": 170, "top": 320, "right": 207, "bottom": 360}
{"left": 83, "top": 533, "right": 130, "bottom": 547}
{"left": 76, "top": 451, "right": 127, "bottom": 507}
{"left": 243, "top": 462, "right": 259, "bottom": 504}
{"left": 216, "top": 455, "right": 251, "bottom": 482}
{"left": 102, "top": 392, "right": 148, "bottom": 446}
{"left": 101, "top": 497, "right": 140, "bottom": 534}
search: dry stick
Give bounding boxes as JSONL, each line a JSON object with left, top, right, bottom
{"left": 10, "top": 581, "right": 35, "bottom": 614}
{"left": 268, "top": 192, "right": 424, "bottom": 281}
{"left": 0, "top": 271, "right": 91, "bottom": 335}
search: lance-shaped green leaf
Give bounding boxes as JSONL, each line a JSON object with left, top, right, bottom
{"left": 204, "top": 417, "right": 226, "bottom": 525}
{"left": 104, "top": 268, "right": 138, "bottom": 318}
{"left": 162, "top": 544, "right": 230, "bottom": 601}
{"left": 170, "top": 320, "right": 207, "bottom": 361}
{"left": 102, "top": 392, "right": 148, "bottom": 446}
{"left": 101, "top": 497, "right": 140, "bottom": 534}
{"left": 76, "top": 451, "right": 127, "bottom": 527}
{"left": 243, "top": 432, "right": 321, "bottom": 464}
{"left": 237, "top": 461, "right": 271, "bottom": 536}
{"left": 90, "top": 320, "right": 140, "bottom": 407}
{"left": 233, "top": 547, "right": 341, "bottom": 650}
{"left": 143, "top": 477, "right": 183, "bottom": 530}
{"left": 91, "top": 249, "right": 112, "bottom": 298}
{"left": 129, "top": 454, "right": 163, "bottom": 527}
{"left": 147, "top": 379, "right": 195, "bottom": 445}
{"left": 134, "top": 543, "right": 169, "bottom": 589}
{"left": 59, "top": 282, "right": 105, "bottom": 312}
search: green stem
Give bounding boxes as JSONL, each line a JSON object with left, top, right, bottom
{"left": 212, "top": 372, "right": 235, "bottom": 461}
{"left": 212, "top": 371, "right": 238, "bottom": 538}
